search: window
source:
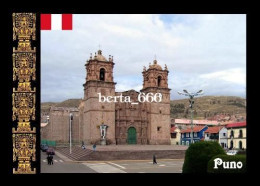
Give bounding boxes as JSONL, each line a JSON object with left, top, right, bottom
{"left": 186, "top": 133, "right": 189, "bottom": 137}
{"left": 171, "top": 133, "right": 176, "bottom": 138}
{"left": 158, "top": 76, "right": 162, "bottom": 87}
{"left": 206, "top": 133, "right": 209, "bottom": 137}
{"left": 230, "top": 130, "right": 234, "bottom": 138}
{"left": 100, "top": 68, "right": 105, "bottom": 81}
{"left": 223, "top": 133, "right": 226, "bottom": 137}
{"left": 186, "top": 141, "right": 189, "bottom": 146}
{"left": 157, "top": 127, "right": 161, "bottom": 132}
{"left": 182, "top": 141, "right": 185, "bottom": 145}
{"left": 181, "top": 134, "right": 184, "bottom": 138}
{"left": 194, "top": 132, "right": 197, "bottom": 137}
{"left": 239, "top": 130, "right": 243, "bottom": 138}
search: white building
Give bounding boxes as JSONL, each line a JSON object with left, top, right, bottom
{"left": 204, "top": 126, "right": 228, "bottom": 149}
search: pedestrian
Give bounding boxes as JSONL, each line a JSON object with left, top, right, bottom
{"left": 47, "top": 154, "right": 50, "bottom": 165}
{"left": 50, "top": 155, "right": 54, "bottom": 165}
{"left": 82, "top": 141, "right": 86, "bottom": 149}
{"left": 93, "top": 144, "right": 96, "bottom": 151}
{"left": 153, "top": 154, "right": 157, "bottom": 164}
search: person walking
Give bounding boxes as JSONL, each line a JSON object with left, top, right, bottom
{"left": 93, "top": 144, "right": 96, "bottom": 151}
{"left": 47, "top": 154, "right": 50, "bottom": 165}
{"left": 82, "top": 141, "right": 86, "bottom": 149}
{"left": 50, "top": 155, "right": 54, "bottom": 165}
{"left": 153, "top": 154, "right": 157, "bottom": 164}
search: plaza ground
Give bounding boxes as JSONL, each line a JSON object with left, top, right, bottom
{"left": 41, "top": 150, "right": 184, "bottom": 173}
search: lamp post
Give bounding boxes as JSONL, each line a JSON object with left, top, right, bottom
{"left": 178, "top": 90, "right": 204, "bottom": 144}
{"left": 69, "top": 113, "right": 73, "bottom": 154}
{"left": 218, "top": 122, "right": 221, "bottom": 145}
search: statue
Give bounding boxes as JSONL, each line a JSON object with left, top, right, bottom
{"left": 165, "top": 64, "right": 168, "bottom": 70}
{"left": 99, "top": 123, "right": 108, "bottom": 145}
{"left": 143, "top": 66, "right": 146, "bottom": 71}
{"left": 100, "top": 124, "right": 108, "bottom": 140}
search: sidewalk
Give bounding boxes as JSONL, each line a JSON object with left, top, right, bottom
{"left": 80, "top": 145, "right": 188, "bottom": 151}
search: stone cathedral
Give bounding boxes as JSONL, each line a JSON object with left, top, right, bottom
{"left": 42, "top": 50, "right": 171, "bottom": 145}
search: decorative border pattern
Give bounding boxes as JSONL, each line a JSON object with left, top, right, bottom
{"left": 12, "top": 13, "right": 36, "bottom": 174}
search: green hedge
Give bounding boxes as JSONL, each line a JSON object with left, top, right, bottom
{"left": 207, "top": 155, "right": 246, "bottom": 173}
{"left": 182, "top": 141, "right": 225, "bottom": 173}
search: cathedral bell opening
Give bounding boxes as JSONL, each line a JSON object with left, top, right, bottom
{"left": 100, "top": 68, "right": 105, "bottom": 81}
{"left": 158, "top": 76, "right": 162, "bottom": 87}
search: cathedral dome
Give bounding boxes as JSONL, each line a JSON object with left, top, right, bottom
{"left": 95, "top": 50, "right": 108, "bottom": 62}
{"left": 149, "top": 59, "right": 162, "bottom": 70}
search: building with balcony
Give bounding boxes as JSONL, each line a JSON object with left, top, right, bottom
{"left": 180, "top": 126, "right": 208, "bottom": 146}
{"left": 204, "top": 126, "right": 228, "bottom": 149}
{"left": 226, "top": 121, "right": 246, "bottom": 150}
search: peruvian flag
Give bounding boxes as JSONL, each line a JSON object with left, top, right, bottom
{"left": 41, "top": 14, "right": 73, "bottom": 30}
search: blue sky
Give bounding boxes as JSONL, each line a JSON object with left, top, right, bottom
{"left": 41, "top": 14, "right": 246, "bottom": 102}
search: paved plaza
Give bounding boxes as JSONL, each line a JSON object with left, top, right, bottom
{"left": 41, "top": 147, "right": 185, "bottom": 173}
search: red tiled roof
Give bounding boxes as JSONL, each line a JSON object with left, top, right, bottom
{"left": 180, "top": 126, "right": 206, "bottom": 133}
{"left": 226, "top": 121, "right": 246, "bottom": 128}
{"left": 205, "top": 126, "right": 224, "bottom": 134}
{"left": 175, "top": 119, "right": 219, "bottom": 125}
{"left": 170, "top": 127, "right": 177, "bottom": 133}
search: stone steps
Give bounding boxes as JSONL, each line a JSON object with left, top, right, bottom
{"left": 57, "top": 146, "right": 93, "bottom": 161}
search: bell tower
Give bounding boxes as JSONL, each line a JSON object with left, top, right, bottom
{"left": 141, "top": 59, "right": 171, "bottom": 144}
{"left": 80, "top": 50, "right": 116, "bottom": 145}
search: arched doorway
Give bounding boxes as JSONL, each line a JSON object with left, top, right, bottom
{"left": 239, "top": 141, "right": 243, "bottom": 149}
{"left": 230, "top": 140, "right": 233, "bottom": 149}
{"left": 127, "top": 127, "right": 136, "bottom": 144}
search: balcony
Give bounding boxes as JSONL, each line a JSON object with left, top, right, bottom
{"left": 209, "top": 135, "right": 219, "bottom": 140}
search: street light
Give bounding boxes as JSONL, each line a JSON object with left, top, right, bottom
{"left": 69, "top": 113, "right": 73, "bottom": 154}
{"left": 218, "top": 123, "right": 221, "bottom": 145}
{"left": 178, "top": 89, "right": 204, "bottom": 144}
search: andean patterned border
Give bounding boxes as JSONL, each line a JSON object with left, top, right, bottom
{"left": 12, "top": 13, "right": 36, "bottom": 174}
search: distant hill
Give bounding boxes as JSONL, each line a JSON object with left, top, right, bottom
{"left": 170, "top": 96, "right": 246, "bottom": 119}
{"left": 41, "top": 99, "right": 81, "bottom": 112}
{"left": 41, "top": 102, "right": 57, "bottom": 112}
{"left": 55, "top": 99, "right": 82, "bottom": 107}
{"left": 42, "top": 96, "right": 246, "bottom": 120}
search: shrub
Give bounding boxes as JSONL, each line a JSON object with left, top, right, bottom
{"left": 237, "top": 150, "right": 246, "bottom": 155}
{"left": 207, "top": 155, "right": 246, "bottom": 173}
{"left": 182, "top": 141, "right": 225, "bottom": 173}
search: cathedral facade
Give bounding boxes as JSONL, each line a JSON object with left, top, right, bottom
{"left": 79, "top": 50, "right": 171, "bottom": 145}
{"left": 42, "top": 50, "right": 171, "bottom": 145}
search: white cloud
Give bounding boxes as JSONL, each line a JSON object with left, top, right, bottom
{"left": 200, "top": 68, "right": 246, "bottom": 85}
{"left": 41, "top": 14, "right": 246, "bottom": 102}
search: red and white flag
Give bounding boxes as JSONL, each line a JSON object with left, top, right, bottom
{"left": 41, "top": 14, "right": 73, "bottom": 30}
